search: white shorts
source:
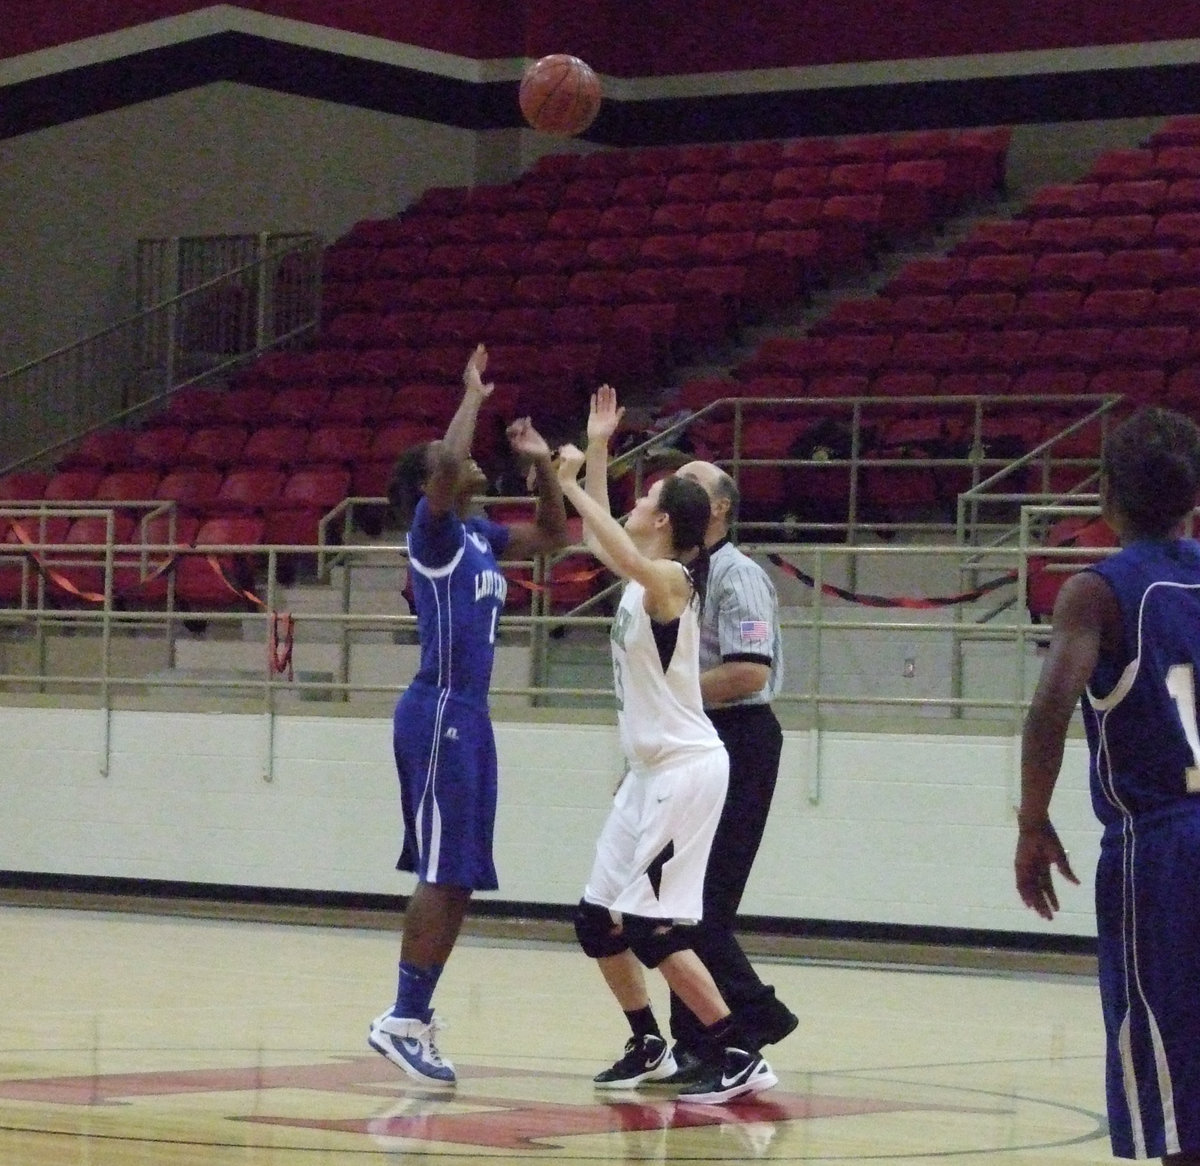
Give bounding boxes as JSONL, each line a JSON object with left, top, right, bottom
{"left": 583, "top": 745, "right": 729, "bottom": 923}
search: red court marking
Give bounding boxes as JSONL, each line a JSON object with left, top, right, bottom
{"left": 0, "top": 1056, "right": 975, "bottom": 1151}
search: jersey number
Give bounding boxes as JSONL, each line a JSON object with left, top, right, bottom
{"left": 1165, "top": 663, "right": 1200, "bottom": 790}
{"left": 489, "top": 606, "right": 498, "bottom": 645}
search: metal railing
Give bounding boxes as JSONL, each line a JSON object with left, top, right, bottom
{"left": 0, "top": 385, "right": 1121, "bottom": 720}
{"left": 0, "top": 510, "right": 1110, "bottom": 720}
{"left": 0, "top": 234, "right": 322, "bottom": 473}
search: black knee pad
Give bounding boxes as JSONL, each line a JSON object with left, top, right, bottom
{"left": 623, "top": 915, "right": 697, "bottom": 969}
{"left": 573, "top": 899, "right": 629, "bottom": 959}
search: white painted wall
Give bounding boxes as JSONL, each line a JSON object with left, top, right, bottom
{"left": 0, "top": 701, "right": 1099, "bottom": 939}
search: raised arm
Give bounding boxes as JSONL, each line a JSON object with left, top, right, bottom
{"left": 442, "top": 343, "right": 491, "bottom": 460}
{"left": 423, "top": 344, "right": 492, "bottom": 515}
{"left": 584, "top": 385, "right": 624, "bottom": 516}
{"left": 502, "top": 417, "right": 571, "bottom": 559}
{"left": 557, "top": 443, "right": 688, "bottom": 618}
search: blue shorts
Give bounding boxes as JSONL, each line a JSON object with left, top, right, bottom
{"left": 1097, "top": 800, "right": 1200, "bottom": 1159}
{"left": 392, "top": 683, "right": 498, "bottom": 891}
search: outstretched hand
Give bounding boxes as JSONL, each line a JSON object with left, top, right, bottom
{"left": 587, "top": 385, "right": 624, "bottom": 445}
{"left": 556, "top": 443, "right": 585, "bottom": 485}
{"left": 463, "top": 343, "right": 494, "bottom": 398}
{"left": 506, "top": 416, "right": 550, "bottom": 461}
{"left": 1014, "top": 818, "right": 1080, "bottom": 920}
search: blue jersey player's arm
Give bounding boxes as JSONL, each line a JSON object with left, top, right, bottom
{"left": 1015, "top": 570, "right": 1113, "bottom": 917}
{"left": 501, "top": 417, "right": 570, "bottom": 561}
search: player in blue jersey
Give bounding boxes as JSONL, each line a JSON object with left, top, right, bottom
{"left": 1017, "top": 406, "right": 1200, "bottom": 1163}
{"left": 554, "top": 385, "right": 777, "bottom": 1105}
{"left": 368, "top": 344, "right": 569, "bottom": 1087}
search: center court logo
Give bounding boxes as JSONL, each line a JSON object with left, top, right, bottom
{"left": 0, "top": 1056, "right": 951, "bottom": 1153}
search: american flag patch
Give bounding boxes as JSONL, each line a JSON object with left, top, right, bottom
{"left": 739, "top": 619, "right": 769, "bottom": 642}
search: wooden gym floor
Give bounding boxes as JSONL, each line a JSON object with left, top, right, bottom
{"left": 0, "top": 897, "right": 1111, "bottom": 1165}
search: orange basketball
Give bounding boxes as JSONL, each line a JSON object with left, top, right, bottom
{"left": 519, "top": 54, "right": 602, "bottom": 137}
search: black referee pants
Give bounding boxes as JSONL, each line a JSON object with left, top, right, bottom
{"left": 669, "top": 702, "right": 794, "bottom": 1052}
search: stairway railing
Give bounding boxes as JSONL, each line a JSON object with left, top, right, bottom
{"left": 0, "top": 233, "right": 322, "bottom": 473}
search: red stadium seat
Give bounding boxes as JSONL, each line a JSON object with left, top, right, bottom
{"left": 664, "top": 170, "right": 721, "bottom": 203}
{"left": 1094, "top": 248, "right": 1187, "bottom": 289}
{"left": 1090, "top": 367, "right": 1167, "bottom": 403}
{"left": 649, "top": 202, "right": 708, "bottom": 235}
{"left": 128, "top": 426, "right": 189, "bottom": 470}
{"left": 952, "top": 218, "right": 1031, "bottom": 256}
{"left": 0, "top": 470, "right": 50, "bottom": 500}
{"left": 426, "top": 307, "right": 493, "bottom": 344}
{"left": 174, "top": 516, "right": 266, "bottom": 611}
{"left": 962, "top": 330, "right": 1040, "bottom": 373}
{"left": 550, "top": 304, "right": 612, "bottom": 341}
{"left": 1155, "top": 286, "right": 1200, "bottom": 325}
{"left": 457, "top": 274, "right": 515, "bottom": 309}
{"left": 1033, "top": 327, "right": 1115, "bottom": 371}
{"left": 559, "top": 179, "right": 616, "bottom": 210}
{"left": 890, "top": 330, "right": 967, "bottom": 372}
{"left": 155, "top": 469, "right": 224, "bottom": 516}
{"left": 567, "top": 269, "right": 629, "bottom": 305}
{"left": 95, "top": 470, "right": 160, "bottom": 506}
{"left": 702, "top": 201, "right": 763, "bottom": 232}
{"left": 1010, "top": 289, "right": 1084, "bottom": 329}
{"left": 239, "top": 424, "right": 309, "bottom": 469}
{"left": 1108, "top": 325, "right": 1190, "bottom": 368}
{"left": 949, "top": 292, "right": 1016, "bottom": 330}
{"left": 809, "top": 296, "right": 895, "bottom": 334}
{"left": 512, "top": 273, "right": 571, "bottom": 308}
{"left": 1093, "top": 179, "right": 1167, "bottom": 216}
{"left": 1151, "top": 146, "right": 1200, "bottom": 178}
{"left": 1027, "top": 516, "right": 1117, "bottom": 621}
{"left": 1028, "top": 251, "right": 1106, "bottom": 292}
{"left": 1023, "top": 183, "right": 1100, "bottom": 218}
{"left": 958, "top": 253, "right": 1036, "bottom": 294}
{"left": 889, "top": 293, "right": 954, "bottom": 331}
{"left": 1078, "top": 288, "right": 1155, "bottom": 326}
{"left": 525, "top": 238, "right": 588, "bottom": 274}
{"left": 489, "top": 306, "right": 553, "bottom": 342}
{"left": 56, "top": 428, "right": 137, "bottom": 471}
{"left": 43, "top": 470, "right": 104, "bottom": 501}
{"left": 213, "top": 469, "right": 286, "bottom": 515}
{"left": 1085, "top": 149, "right": 1156, "bottom": 182}
{"left": 595, "top": 204, "right": 654, "bottom": 237}
{"left": 883, "top": 257, "right": 967, "bottom": 297}
{"left": 1090, "top": 214, "right": 1155, "bottom": 250}
{"left": 545, "top": 207, "right": 603, "bottom": 238}
{"left": 268, "top": 387, "right": 330, "bottom": 425}
{"left": 584, "top": 236, "right": 643, "bottom": 268}
{"left": 1027, "top": 216, "right": 1094, "bottom": 252}
{"left": 305, "top": 425, "right": 373, "bottom": 466}
{"left": 49, "top": 514, "right": 137, "bottom": 603}
{"left": 324, "top": 384, "right": 395, "bottom": 426}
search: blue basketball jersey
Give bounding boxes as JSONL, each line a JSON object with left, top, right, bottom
{"left": 406, "top": 499, "right": 510, "bottom": 706}
{"left": 1083, "top": 539, "right": 1200, "bottom": 826}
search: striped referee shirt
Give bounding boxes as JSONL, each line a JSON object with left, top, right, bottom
{"left": 701, "top": 537, "right": 782, "bottom": 708}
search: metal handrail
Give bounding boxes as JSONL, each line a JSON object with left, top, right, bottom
{"left": 0, "top": 235, "right": 322, "bottom": 474}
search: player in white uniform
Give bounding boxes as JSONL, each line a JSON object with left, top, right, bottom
{"left": 555, "top": 385, "right": 777, "bottom": 1106}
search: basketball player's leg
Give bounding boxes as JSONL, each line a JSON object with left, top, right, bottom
{"left": 670, "top": 710, "right": 795, "bottom": 1056}
{"left": 371, "top": 699, "right": 495, "bottom": 1085}
{"left": 400, "top": 881, "right": 473, "bottom": 967}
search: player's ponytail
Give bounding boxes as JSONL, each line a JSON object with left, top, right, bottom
{"left": 658, "top": 474, "right": 712, "bottom": 611}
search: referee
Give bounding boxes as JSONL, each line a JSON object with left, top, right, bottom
{"left": 664, "top": 459, "right": 798, "bottom": 1079}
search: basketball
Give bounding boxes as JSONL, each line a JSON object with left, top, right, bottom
{"left": 519, "top": 54, "right": 602, "bottom": 136}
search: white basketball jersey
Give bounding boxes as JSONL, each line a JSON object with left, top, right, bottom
{"left": 610, "top": 572, "right": 724, "bottom": 771}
